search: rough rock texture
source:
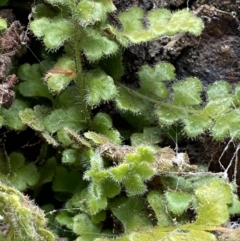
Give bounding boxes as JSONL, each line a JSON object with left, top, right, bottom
{"left": 176, "top": 4, "right": 240, "bottom": 85}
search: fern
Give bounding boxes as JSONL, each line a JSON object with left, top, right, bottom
{"left": 0, "top": 0, "right": 239, "bottom": 240}
{"left": 0, "top": 182, "right": 55, "bottom": 240}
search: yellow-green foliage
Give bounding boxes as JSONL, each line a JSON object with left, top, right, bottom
{"left": 0, "top": 182, "right": 55, "bottom": 240}
{"left": 94, "top": 180, "right": 238, "bottom": 241}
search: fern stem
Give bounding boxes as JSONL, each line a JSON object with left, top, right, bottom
{"left": 115, "top": 81, "right": 199, "bottom": 114}
{"left": 69, "top": 0, "right": 90, "bottom": 126}
{"left": 6, "top": 227, "right": 14, "bottom": 241}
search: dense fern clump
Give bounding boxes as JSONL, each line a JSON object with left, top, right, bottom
{"left": 0, "top": 0, "right": 239, "bottom": 240}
